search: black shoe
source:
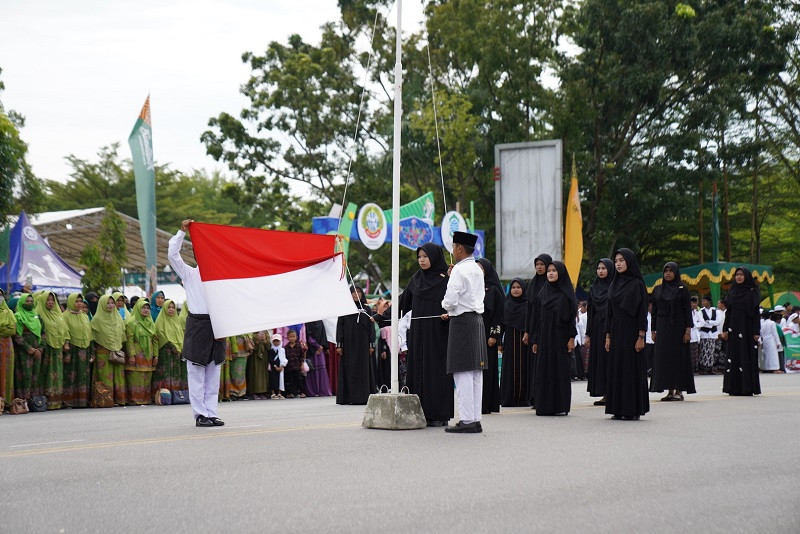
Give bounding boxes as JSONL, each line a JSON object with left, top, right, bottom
{"left": 445, "top": 421, "right": 479, "bottom": 433}
{"left": 426, "top": 420, "right": 447, "bottom": 427}
{"left": 196, "top": 415, "right": 214, "bottom": 427}
{"left": 475, "top": 421, "right": 483, "bottom": 433}
{"left": 209, "top": 417, "right": 225, "bottom": 426}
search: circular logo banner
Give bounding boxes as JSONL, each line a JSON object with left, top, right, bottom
{"left": 357, "top": 203, "right": 387, "bottom": 250}
{"left": 440, "top": 211, "right": 467, "bottom": 253}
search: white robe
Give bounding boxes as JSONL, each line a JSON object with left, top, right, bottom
{"left": 760, "top": 319, "right": 780, "bottom": 371}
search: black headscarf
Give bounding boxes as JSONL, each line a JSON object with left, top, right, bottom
{"left": 539, "top": 261, "right": 578, "bottom": 322}
{"left": 85, "top": 291, "right": 99, "bottom": 316}
{"left": 477, "top": 258, "right": 503, "bottom": 295}
{"left": 305, "top": 320, "right": 328, "bottom": 347}
{"left": 406, "top": 243, "right": 449, "bottom": 300}
{"left": 525, "top": 253, "right": 553, "bottom": 303}
{"left": 589, "top": 258, "right": 615, "bottom": 316}
{"left": 724, "top": 267, "right": 760, "bottom": 317}
{"left": 504, "top": 278, "right": 528, "bottom": 332}
{"left": 658, "top": 262, "right": 683, "bottom": 302}
{"left": 608, "top": 248, "right": 646, "bottom": 316}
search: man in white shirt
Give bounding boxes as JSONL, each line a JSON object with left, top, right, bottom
{"left": 645, "top": 299, "right": 655, "bottom": 377}
{"left": 689, "top": 296, "right": 703, "bottom": 373}
{"left": 573, "top": 302, "right": 587, "bottom": 380}
{"left": 169, "top": 219, "right": 226, "bottom": 427}
{"left": 441, "top": 232, "right": 486, "bottom": 434}
{"left": 713, "top": 300, "right": 728, "bottom": 373}
{"left": 697, "top": 296, "right": 723, "bottom": 374}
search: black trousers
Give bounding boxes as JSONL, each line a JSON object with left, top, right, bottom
{"left": 269, "top": 369, "right": 282, "bottom": 393}
{"left": 286, "top": 369, "right": 305, "bottom": 396}
{"left": 572, "top": 347, "right": 585, "bottom": 380}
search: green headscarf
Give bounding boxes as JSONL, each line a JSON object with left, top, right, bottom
{"left": 35, "top": 291, "right": 70, "bottom": 349}
{"left": 179, "top": 300, "right": 189, "bottom": 329}
{"left": 0, "top": 289, "right": 18, "bottom": 337}
{"left": 63, "top": 293, "right": 92, "bottom": 348}
{"left": 154, "top": 299, "right": 183, "bottom": 352}
{"left": 126, "top": 298, "right": 156, "bottom": 357}
{"left": 91, "top": 294, "right": 125, "bottom": 351}
{"left": 14, "top": 293, "right": 42, "bottom": 340}
{"left": 111, "top": 292, "right": 129, "bottom": 320}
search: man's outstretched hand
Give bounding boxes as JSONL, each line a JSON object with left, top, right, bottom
{"left": 181, "top": 219, "right": 194, "bottom": 233}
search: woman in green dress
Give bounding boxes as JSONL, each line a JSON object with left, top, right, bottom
{"left": 62, "top": 293, "right": 93, "bottom": 408}
{"left": 112, "top": 292, "right": 129, "bottom": 321}
{"left": 13, "top": 293, "right": 43, "bottom": 400}
{"left": 0, "top": 288, "right": 18, "bottom": 405}
{"left": 152, "top": 299, "right": 187, "bottom": 396}
{"left": 36, "top": 291, "right": 71, "bottom": 409}
{"left": 91, "top": 294, "right": 127, "bottom": 407}
{"left": 125, "top": 298, "right": 158, "bottom": 405}
{"left": 228, "top": 333, "right": 253, "bottom": 399}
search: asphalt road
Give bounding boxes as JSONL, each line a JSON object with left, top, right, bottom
{"left": 1, "top": 373, "right": 798, "bottom": 533}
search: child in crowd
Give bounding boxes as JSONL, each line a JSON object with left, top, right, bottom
{"left": 269, "top": 333, "right": 287, "bottom": 399}
{"left": 284, "top": 329, "right": 306, "bottom": 398}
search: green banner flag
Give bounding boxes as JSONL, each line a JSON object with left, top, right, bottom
{"left": 128, "top": 95, "right": 157, "bottom": 294}
{"left": 336, "top": 202, "right": 358, "bottom": 260}
{"left": 383, "top": 191, "right": 435, "bottom": 224}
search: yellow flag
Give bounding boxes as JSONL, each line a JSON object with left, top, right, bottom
{"left": 564, "top": 156, "right": 583, "bottom": 288}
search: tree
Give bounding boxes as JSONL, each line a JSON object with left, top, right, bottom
{"left": 554, "top": 0, "right": 794, "bottom": 278}
{"left": 80, "top": 203, "right": 128, "bottom": 293}
{"left": 43, "top": 144, "right": 240, "bottom": 230}
{"left": 0, "top": 67, "right": 45, "bottom": 220}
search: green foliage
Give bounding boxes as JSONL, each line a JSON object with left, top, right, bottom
{"left": 43, "top": 144, "right": 240, "bottom": 232}
{"left": 80, "top": 203, "right": 128, "bottom": 293}
{"left": 0, "top": 68, "right": 45, "bottom": 220}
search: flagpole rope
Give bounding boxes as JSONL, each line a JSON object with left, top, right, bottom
{"left": 339, "top": 10, "right": 381, "bottom": 220}
{"left": 426, "top": 40, "right": 453, "bottom": 264}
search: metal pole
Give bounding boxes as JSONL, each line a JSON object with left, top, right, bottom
{"left": 390, "top": 0, "right": 402, "bottom": 393}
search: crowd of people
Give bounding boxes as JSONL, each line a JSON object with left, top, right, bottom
{"left": 332, "top": 246, "right": 786, "bottom": 426}
{"left": 2, "top": 238, "right": 791, "bottom": 424}
{"left": 0, "top": 284, "right": 344, "bottom": 414}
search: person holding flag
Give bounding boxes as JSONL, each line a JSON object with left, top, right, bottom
{"left": 442, "top": 231, "right": 486, "bottom": 434}
{"left": 168, "top": 219, "right": 226, "bottom": 427}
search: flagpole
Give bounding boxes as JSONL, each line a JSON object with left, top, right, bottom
{"left": 390, "top": 0, "right": 402, "bottom": 393}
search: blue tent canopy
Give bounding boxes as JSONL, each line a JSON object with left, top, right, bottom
{"left": 0, "top": 212, "right": 83, "bottom": 296}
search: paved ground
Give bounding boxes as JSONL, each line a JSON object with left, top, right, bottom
{"left": 1, "top": 373, "right": 799, "bottom": 533}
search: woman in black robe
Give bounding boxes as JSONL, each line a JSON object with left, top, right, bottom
{"left": 501, "top": 279, "right": 530, "bottom": 406}
{"left": 586, "top": 258, "right": 614, "bottom": 404}
{"left": 531, "top": 261, "right": 577, "bottom": 416}
{"left": 650, "top": 262, "right": 696, "bottom": 400}
{"left": 477, "top": 258, "right": 503, "bottom": 414}
{"left": 525, "top": 253, "right": 553, "bottom": 408}
{"left": 336, "top": 286, "right": 376, "bottom": 405}
{"left": 381, "top": 243, "right": 453, "bottom": 425}
{"left": 604, "top": 248, "right": 649, "bottom": 420}
{"left": 721, "top": 267, "right": 761, "bottom": 396}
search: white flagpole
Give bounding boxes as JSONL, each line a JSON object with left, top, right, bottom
{"left": 390, "top": 0, "right": 402, "bottom": 393}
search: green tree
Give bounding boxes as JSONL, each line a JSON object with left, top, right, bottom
{"left": 43, "top": 144, "right": 239, "bottom": 230}
{"left": 80, "top": 203, "right": 128, "bottom": 293}
{"left": 0, "top": 67, "right": 45, "bottom": 220}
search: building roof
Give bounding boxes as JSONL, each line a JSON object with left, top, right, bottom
{"left": 20, "top": 208, "right": 196, "bottom": 270}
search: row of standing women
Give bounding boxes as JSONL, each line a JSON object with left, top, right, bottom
{"left": 1, "top": 291, "right": 188, "bottom": 410}
{"left": 348, "top": 244, "right": 765, "bottom": 425}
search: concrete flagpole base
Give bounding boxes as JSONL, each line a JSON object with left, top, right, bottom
{"left": 362, "top": 392, "right": 427, "bottom": 430}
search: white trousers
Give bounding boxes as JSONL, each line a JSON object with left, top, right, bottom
{"left": 453, "top": 370, "right": 483, "bottom": 424}
{"left": 187, "top": 361, "right": 222, "bottom": 419}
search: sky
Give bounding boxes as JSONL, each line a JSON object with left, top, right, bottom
{"left": 0, "top": 0, "right": 426, "bottom": 184}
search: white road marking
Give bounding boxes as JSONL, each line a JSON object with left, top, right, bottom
{"left": 10, "top": 439, "right": 85, "bottom": 448}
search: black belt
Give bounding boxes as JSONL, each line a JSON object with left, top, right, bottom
{"left": 188, "top": 313, "right": 210, "bottom": 319}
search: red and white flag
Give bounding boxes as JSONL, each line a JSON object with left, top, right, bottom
{"left": 189, "top": 222, "right": 358, "bottom": 338}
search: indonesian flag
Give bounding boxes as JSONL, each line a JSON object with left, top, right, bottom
{"left": 189, "top": 222, "right": 358, "bottom": 338}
